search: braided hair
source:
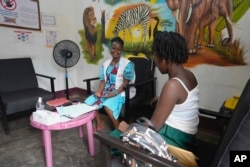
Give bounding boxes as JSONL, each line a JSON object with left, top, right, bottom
{"left": 152, "top": 31, "right": 188, "bottom": 65}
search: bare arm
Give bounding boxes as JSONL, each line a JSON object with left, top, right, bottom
{"left": 95, "top": 80, "right": 105, "bottom": 97}
{"left": 117, "top": 78, "right": 130, "bottom": 93}
{"left": 150, "top": 79, "right": 187, "bottom": 131}
{"left": 105, "top": 78, "right": 130, "bottom": 98}
{"left": 118, "top": 79, "right": 188, "bottom": 132}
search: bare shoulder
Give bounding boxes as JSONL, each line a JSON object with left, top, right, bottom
{"left": 186, "top": 70, "right": 198, "bottom": 82}
{"left": 165, "top": 78, "right": 184, "bottom": 88}
{"left": 185, "top": 70, "right": 198, "bottom": 88}
{"left": 175, "top": 70, "right": 198, "bottom": 90}
{"left": 162, "top": 79, "right": 183, "bottom": 97}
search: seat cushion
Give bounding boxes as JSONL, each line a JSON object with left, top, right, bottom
{"left": 1, "top": 88, "right": 54, "bottom": 115}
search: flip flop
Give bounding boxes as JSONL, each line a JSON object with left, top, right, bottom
{"left": 93, "top": 121, "right": 104, "bottom": 131}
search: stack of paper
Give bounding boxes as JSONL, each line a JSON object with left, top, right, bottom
{"left": 56, "top": 103, "right": 97, "bottom": 118}
{"left": 33, "top": 110, "right": 60, "bottom": 125}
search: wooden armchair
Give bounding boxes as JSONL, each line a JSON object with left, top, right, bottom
{"left": 95, "top": 132, "right": 184, "bottom": 167}
{"left": 94, "top": 78, "right": 250, "bottom": 167}
{"left": 0, "top": 58, "right": 56, "bottom": 134}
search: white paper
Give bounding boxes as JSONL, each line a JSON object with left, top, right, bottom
{"left": 56, "top": 103, "right": 97, "bottom": 118}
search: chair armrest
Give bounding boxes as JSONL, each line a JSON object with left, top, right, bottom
{"left": 83, "top": 77, "right": 100, "bottom": 95}
{"left": 199, "top": 108, "right": 232, "bottom": 120}
{"left": 94, "top": 131, "right": 183, "bottom": 167}
{"left": 125, "top": 77, "right": 157, "bottom": 88}
{"left": 36, "top": 73, "right": 56, "bottom": 93}
{"left": 124, "top": 77, "right": 157, "bottom": 98}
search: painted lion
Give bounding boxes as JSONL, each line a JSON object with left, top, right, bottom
{"left": 83, "top": 6, "right": 97, "bottom": 60}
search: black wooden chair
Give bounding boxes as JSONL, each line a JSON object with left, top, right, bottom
{"left": 94, "top": 78, "right": 250, "bottom": 167}
{"left": 0, "top": 58, "right": 56, "bottom": 134}
{"left": 83, "top": 55, "right": 156, "bottom": 122}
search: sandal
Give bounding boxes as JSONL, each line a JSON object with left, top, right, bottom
{"left": 93, "top": 121, "right": 104, "bottom": 131}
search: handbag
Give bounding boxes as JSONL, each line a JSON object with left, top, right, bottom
{"left": 120, "top": 117, "right": 177, "bottom": 167}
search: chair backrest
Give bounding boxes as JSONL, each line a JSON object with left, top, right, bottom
{"left": 129, "top": 57, "right": 155, "bottom": 83}
{"left": 210, "top": 78, "right": 250, "bottom": 167}
{"left": 127, "top": 55, "right": 155, "bottom": 99}
{"left": 0, "top": 58, "right": 38, "bottom": 93}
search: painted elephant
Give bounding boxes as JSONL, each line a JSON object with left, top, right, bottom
{"left": 166, "top": 0, "right": 233, "bottom": 54}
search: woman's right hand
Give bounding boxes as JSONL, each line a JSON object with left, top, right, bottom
{"left": 94, "top": 91, "right": 102, "bottom": 97}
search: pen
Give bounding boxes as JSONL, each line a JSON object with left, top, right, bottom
{"left": 62, "top": 115, "right": 74, "bottom": 119}
{"left": 60, "top": 105, "right": 72, "bottom": 119}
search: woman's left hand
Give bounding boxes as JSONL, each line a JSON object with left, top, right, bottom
{"left": 118, "top": 121, "right": 129, "bottom": 132}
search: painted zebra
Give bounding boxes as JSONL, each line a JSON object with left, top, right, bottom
{"left": 113, "top": 5, "right": 150, "bottom": 48}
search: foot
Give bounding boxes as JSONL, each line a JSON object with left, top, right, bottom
{"left": 94, "top": 121, "right": 104, "bottom": 131}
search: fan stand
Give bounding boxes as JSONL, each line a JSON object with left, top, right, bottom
{"left": 64, "top": 62, "right": 69, "bottom": 100}
{"left": 62, "top": 50, "right": 72, "bottom": 100}
{"left": 53, "top": 40, "right": 80, "bottom": 100}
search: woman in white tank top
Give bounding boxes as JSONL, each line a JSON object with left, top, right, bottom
{"left": 149, "top": 31, "right": 199, "bottom": 150}
{"left": 117, "top": 31, "right": 200, "bottom": 151}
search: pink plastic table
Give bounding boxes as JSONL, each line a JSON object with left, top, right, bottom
{"left": 30, "top": 111, "right": 96, "bottom": 167}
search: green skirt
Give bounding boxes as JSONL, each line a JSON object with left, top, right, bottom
{"left": 158, "top": 124, "right": 195, "bottom": 151}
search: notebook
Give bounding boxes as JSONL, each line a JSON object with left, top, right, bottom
{"left": 46, "top": 98, "right": 70, "bottom": 107}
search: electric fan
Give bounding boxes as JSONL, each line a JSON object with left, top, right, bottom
{"left": 53, "top": 40, "right": 80, "bottom": 99}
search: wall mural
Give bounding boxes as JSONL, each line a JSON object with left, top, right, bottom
{"left": 79, "top": 0, "right": 249, "bottom": 67}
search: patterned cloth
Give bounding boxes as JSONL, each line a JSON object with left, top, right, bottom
{"left": 84, "top": 61, "right": 134, "bottom": 120}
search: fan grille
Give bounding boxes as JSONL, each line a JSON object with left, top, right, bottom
{"left": 53, "top": 40, "right": 80, "bottom": 68}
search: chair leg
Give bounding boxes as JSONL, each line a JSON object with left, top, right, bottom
{"left": 99, "top": 141, "right": 112, "bottom": 167}
{"left": 2, "top": 113, "right": 10, "bottom": 135}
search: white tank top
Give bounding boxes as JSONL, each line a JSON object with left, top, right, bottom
{"left": 165, "top": 78, "right": 199, "bottom": 134}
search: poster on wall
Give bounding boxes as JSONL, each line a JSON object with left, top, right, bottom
{"left": 45, "top": 30, "right": 57, "bottom": 48}
{"left": 13, "top": 30, "right": 33, "bottom": 43}
{"left": 0, "top": 0, "right": 41, "bottom": 31}
{"left": 79, "top": 0, "right": 249, "bottom": 67}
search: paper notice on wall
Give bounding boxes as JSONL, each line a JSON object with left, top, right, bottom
{"left": 41, "top": 15, "right": 56, "bottom": 26}
{"left": 13, "top": 30, "right": 33, "bottom": 43}
{"left": 46, "top": 30, "right": 57, "bottom": 48}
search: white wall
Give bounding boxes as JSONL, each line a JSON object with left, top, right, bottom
{"left": 0, "top": 0, "right": 249, "bottom": 112}
{"left": 0, "top": 0, "right": 78, "bottom": 92}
